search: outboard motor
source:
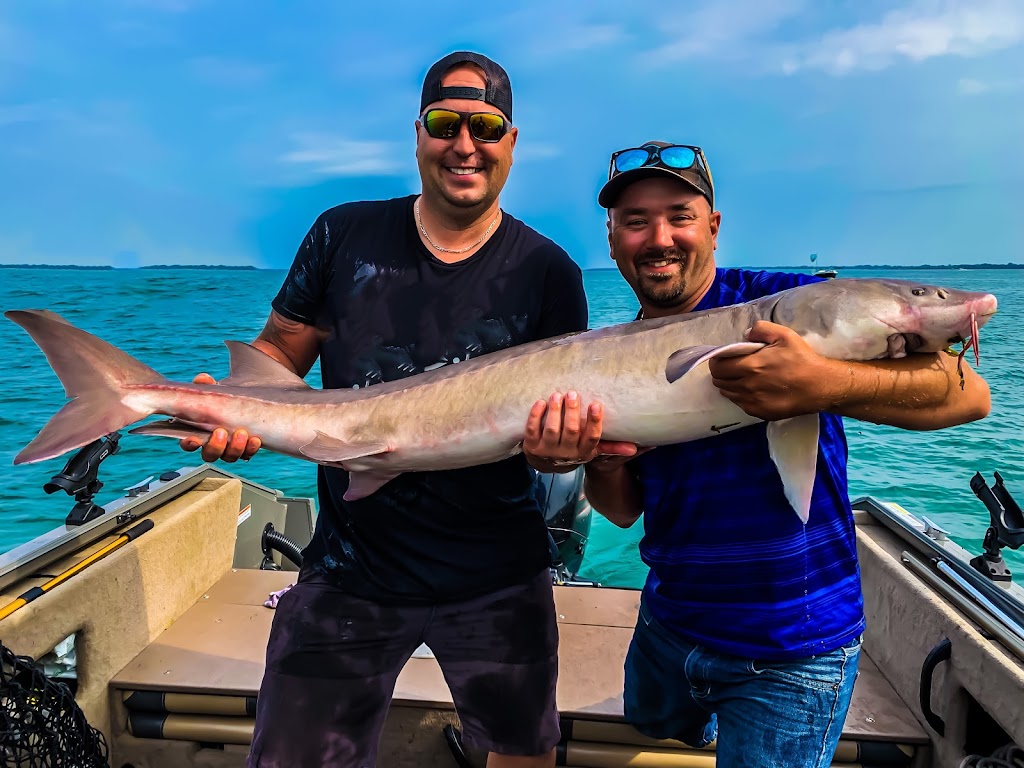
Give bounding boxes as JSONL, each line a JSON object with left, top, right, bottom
{"left": 532, "top": 468, "right": 593, "bottom": 584}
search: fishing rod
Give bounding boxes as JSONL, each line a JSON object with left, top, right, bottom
{"left": 0, "top": 519, "right": 154, "bottom": 623}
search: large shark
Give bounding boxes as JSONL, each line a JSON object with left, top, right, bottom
{"left": 6, "top": 278, "right": 996, "bottom": 523}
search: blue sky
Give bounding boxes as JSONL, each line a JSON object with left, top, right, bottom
{"left": 1, "top": 0, "right": 1022, "bottom": 270}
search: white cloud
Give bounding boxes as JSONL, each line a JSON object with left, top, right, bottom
{"left": 637, "top": 0, "right": 1023, "bottom": 76}
{"left": 781, "top": 0, "right": 1024, "bottom": 75}
{"left": 958, "top": 76, "right": 1024, "bottom": 94}
{"left": 530, "top": 22, "right": 625, "bottom": 56}
{"left": 562, "top": 23, "right": 624, "bottom": 53}
{"left": 643, "top": 0, "right": 805, "bottom": 66}
{"left": 959, "top": 77, "right": 991, "bottom": 94}
{"left": 491, "top": 8, "right": 627, "bottom": 60}
{"left": 279, "top": 133, "right": 405, "bottom": 178}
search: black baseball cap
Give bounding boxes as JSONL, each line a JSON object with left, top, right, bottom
{"left": 598, "top": 141, "right": 714, "bottom": 209}
{"left": 420, "top": 51, "right": 513, "bottom": 121}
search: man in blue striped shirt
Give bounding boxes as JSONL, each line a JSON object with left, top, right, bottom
{"left": 523, "top": 141, "right": 991, "bottom": 767}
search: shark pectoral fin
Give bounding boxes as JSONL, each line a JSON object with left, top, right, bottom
{"left": 344, "top": 471, "right": 401, "bottom": 501}
{"left": 766, "top": 414, "right": 820, "bottom": 525}
{"left": 130, "top": 419, "right": 210, "bottom": 441}
{"left": 300, "top": 432, "right": 396, "bottom": 499}
{"left": 221, "top": 341, "right": 312, "bottom": 390}
{"left": 299, "top": 431, "right": 390, "bottom": 464}
{"left": 665, "top": 342, "right": 766, "bottom": 384}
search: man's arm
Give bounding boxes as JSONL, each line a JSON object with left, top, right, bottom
{"left": 583, "top": 461, "right": 644, "bottom": 528}
{"left": 182, "top": 311, "right": 323, "bottom": 462}
{"left": 253, "top": 310, "right": 322, "bottom": 376}
{"left": 708, "top": 321, "right": 991, "bottom": 429}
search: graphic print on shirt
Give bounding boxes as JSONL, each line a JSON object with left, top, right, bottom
{"left": 322, "top": 252, "right": 532, "bottom": 390}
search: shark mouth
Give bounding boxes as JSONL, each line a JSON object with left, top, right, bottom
{"left": 886, "top": 333, "right": 925, "bottom": 357}
{"left": 887, "top": 312, "right": 981, "bottom": 374}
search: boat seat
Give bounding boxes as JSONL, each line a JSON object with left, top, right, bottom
{"left": 110, "top": 569, "right": 929, "bottom": 766}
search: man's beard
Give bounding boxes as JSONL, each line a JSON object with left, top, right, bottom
{"left": 634, "top": 249, "right": 688, "bottom": 308}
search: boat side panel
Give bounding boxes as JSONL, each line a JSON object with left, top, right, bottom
{"left": 857, "top": 522, "right": 1024, "bottom": 765}
{"left": 0, "top": 478, "right": 242, "bottom": 754}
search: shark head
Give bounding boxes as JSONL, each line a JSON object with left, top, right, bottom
{"left": 770, "top": 278, "right": 998, "bottom": 361}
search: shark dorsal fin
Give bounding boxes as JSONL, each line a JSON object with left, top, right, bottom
{"left": 221, "top": 341, "right": 312, "bottom": 390}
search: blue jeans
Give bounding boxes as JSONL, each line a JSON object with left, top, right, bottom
{"left": 624, "top": 601, "right": 861, "bottom": 768}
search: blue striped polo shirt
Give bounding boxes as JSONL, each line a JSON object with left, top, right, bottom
{"left": 634, "top": 268, "right": 865, "bottom": 661}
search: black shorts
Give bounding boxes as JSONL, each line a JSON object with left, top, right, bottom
{"left": 246, "top": 568, "right": 560, "bottom": 767}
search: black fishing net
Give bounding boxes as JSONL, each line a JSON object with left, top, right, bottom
{"left": 0, "top": 641, "right": 109, "bottom": 767}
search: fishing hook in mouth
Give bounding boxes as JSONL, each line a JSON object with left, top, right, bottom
{"left": 950, "top": 312, "right": 980, "bottom": 390}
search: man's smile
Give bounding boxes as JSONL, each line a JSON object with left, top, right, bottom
{"left": 638, "top": 255, "right": 682, "bottom": 277}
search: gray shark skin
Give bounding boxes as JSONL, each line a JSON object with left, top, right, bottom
{"left": 6, "top": 278, "right": 996, "bottom": 523}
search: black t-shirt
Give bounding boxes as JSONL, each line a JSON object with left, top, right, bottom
{"left": 272, "top": 195, "right": 589, "bottom": 603}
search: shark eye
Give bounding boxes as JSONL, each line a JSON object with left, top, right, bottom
{"left": 911, "top": 288, "right": 926, "bottom": 296}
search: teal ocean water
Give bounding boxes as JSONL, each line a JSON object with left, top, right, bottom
{"left": 1, "top": 266, "right": 1021, "bottom": 588}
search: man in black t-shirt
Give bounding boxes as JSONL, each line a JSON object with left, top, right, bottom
{"left": 182, "top": 53, "right": 587, "bottom": 768}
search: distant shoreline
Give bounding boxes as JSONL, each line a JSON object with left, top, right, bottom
{"left": 1, "top": 263, "right": 1022, "bottom": 271}
{"left": 604, "top": 263, "right": 1024, "bottom": 272}
{"left": 770, "top": 263, "right": 1024, "bottom": 270}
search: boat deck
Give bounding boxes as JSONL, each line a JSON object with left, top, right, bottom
{"left": 110, "top": 569, "right": 928, "bottom": 765}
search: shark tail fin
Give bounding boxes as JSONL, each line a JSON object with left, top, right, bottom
{"left": 6, "top": 309, "right": 164, "bottom": 464}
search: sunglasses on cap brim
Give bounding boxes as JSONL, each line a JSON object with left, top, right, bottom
{"left": 420, "top": 109, "right": 510, "bottom": 143}
{"left": 609, "top": 144, "right": 714, "bottom": 205}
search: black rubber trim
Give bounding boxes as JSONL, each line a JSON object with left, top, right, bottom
{"left": 920, "top": 637, "right": 953, "bottom": 736}
{"left": 124, "top": 519, "right": 155, "bottom": 542}
{"left": 442, "top": 724, "right": 474, "bottom": 768}
{"left": 127, "top": 711, "right": 167, "bottom": 739}
{"left": 859, "top": 739, "right": 915, "bottom": 765}
{"left": 21, "top": 586, "right": 45, "bottom": 603}
{"left": 122, "top": 691, "right": 166, "bottom": 713}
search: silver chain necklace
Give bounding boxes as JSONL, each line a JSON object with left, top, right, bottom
{"left": 414, "top": 197, "right": 500, "bottom": 255}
